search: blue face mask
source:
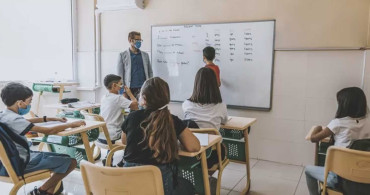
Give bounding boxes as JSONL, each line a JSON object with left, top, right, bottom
{"left": 119, "top": 87, "right": 125, "bottom": 95}
{"left": 18, "top": 105, "right": 31, "bottom": 115}
{"left": 134, "top": 41, "right": 141, "bottom": 49}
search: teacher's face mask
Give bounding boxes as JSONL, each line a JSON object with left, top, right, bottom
{"left": 134, "top": 41, "right": 142, "bottom": 49}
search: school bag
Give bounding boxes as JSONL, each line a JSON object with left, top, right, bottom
{"left": 0, "top": 122, "right": 30, "bottom": 177}
{"left": 339, "top": 139, "right": 370, "bottom": 195}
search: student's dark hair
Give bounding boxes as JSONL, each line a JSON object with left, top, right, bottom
{"left": 1, "top": 82, "right": 33, "bottom": 107}
{"left": 203, "top": 46, "right": 216, "bottom": 61}
{"left": 128, "top": 31, "right": 141, "bottom": 41}
{"left": 139, "top": 77, "right": 178, "bottom": 163}
{"left": 335, "top": 87, "right": 367, "bottom": 118}
{"left": 103, "top": 74, "right": 121, "bottom": 89}
{"left": 189, "top": 67, "right": 222, "bottom": 104}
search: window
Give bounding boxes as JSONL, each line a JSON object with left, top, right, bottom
{"left": 0, "top": 0, "right": 74, "bottom": 81}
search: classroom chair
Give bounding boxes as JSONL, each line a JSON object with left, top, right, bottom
{"left": 189, "top": 128, "right": 229, "bottom": 195}
{"left": 79, "top": 110, "right": 125, "bottom": 166}
{"left": 322, "top": 146, "right": 370, "bottom": 195}
{"left": 0, "top": 141, "right": 61, "bottom": 195}
{"left": 80, "top": 160, "right": 164, "bottom": 195}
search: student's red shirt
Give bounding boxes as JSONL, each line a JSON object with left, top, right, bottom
{"left": 205, "top": 63, "right": 221, "bottom": 86}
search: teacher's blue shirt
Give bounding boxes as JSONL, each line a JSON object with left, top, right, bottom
{"left": 130, "top": 49, "right": 146, "bottom": 88}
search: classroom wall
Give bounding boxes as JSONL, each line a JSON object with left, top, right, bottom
{"left": 76, "top": 0, "right": 370, "bottom": 165}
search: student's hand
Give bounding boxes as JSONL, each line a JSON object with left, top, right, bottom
{"left": 124, "top": 86, "right": 133, "bottom": 96}
{"left": 69, "top": 120, "right": 86, "bottom": 128}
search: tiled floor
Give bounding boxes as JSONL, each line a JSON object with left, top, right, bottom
{"left": 1, "top": 153, "right": 310, "bottom": 195}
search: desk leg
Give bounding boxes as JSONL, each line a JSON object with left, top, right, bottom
{"left": 81, "top": 132, "right": 94, "bottom": 163}
{"left": 241, "top": 128, "right": 251, "bottom": 195}
{"left": 36, "top": 91, "right": 43, "bottom": 116}
{"left": 57, "top": 86, "right": 64, "bottom": 114}
{"left": 200, "top": 151, "right": 211, "bottom": 195}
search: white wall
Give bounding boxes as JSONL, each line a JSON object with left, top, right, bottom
{"left": 75, "top": 0, "right": 370, "bottom": 165}
{"left": 0, "top": 0, "right": 74, "bottom": 82}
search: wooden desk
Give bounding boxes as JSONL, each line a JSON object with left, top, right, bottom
{"left": 44, "top": 102, "right": 101, "bottom": 114}
{"left": 179, "top": 134, "right": 222, "bottom": 195}
{"left": 33, "top": 81, "right": 79, "bottom": 100}
{"left": 221, "top": 116, "right": 257, "bottom": 195}
{"left": 39, "top": 119, "right": 113, "bottom": 163}
{"left": 33, "top": 81, "right": 79, "bottom": 114}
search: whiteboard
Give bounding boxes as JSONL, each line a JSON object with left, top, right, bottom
{"left": 151, "top": 20, "right": 275, "bottom": 110}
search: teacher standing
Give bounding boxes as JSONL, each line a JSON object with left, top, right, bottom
{"left": 117, "top": 31, "right": 153, "bottom": 99}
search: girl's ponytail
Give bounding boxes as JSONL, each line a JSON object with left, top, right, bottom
{"left": 139, "top": 77, "right": 178, "bottom": 163}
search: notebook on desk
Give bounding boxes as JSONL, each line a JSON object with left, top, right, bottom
{"left": 194, "top": 133, "right": 209, "bottom": 146}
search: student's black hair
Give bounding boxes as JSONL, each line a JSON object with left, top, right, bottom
{"left": 1, "top": 82, "right": 33, "bottom": 107}
{"left": 103, "top": 74, "right": 122, "bottom": 89}
{"left": 203, "top": 46, "right": 216, "bottom": 61}
{"left": 335, "top": 87, "right": 367, "bottom": 118}
{"left": 189, "top": 67, "right": 222, "bottom": 104}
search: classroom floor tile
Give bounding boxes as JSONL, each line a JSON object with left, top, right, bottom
{"left": 251, "top": 160, "right": 304, "bottom": 182}
{"left": 234, "top": 173, "right": 298, "bottom": 195}
{"left": 225, "top": 159, "right": 258, "bottom": 172}
{"left": 213, "top": 168, "right": 246, "bottom": 190}
{"left": 220, "top": 188, "right": 231, "bottom": 195}
{"left": 295, "top": 181, "right": 310, "bottom": 195}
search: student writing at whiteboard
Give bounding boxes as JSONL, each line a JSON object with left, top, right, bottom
{"left": 117, "top": 31, "right": 153, "bottom": 99}
{"left": 203, "top": 46, "right": 221, "bottom": 87}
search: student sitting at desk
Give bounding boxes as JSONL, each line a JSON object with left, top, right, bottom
{"left": 182, "top": 67, "right": 228, "bottom": 174}
{"left": 305, "top": 87, "right": 370, "bottom": 195}
{"left": 182, "top": 67, "right": 228, "bottom": 130}
{"left": 99, "top": 74, "right": 138, "bottom": 166}
{"left": 0, "top": 83, "right": 85, "bottom": 195}
{"left": 121, "top": 77, "right": 200, "bottom": 195}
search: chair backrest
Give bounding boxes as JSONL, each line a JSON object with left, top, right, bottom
{"left": 80, "top": 160, "right": 164, "bottom": 195}
{"left": 0, "top": 141, "right": 20, "bottom": 183}
{"left": 80, "top": 110, "right": 105, "bottom": 122}
{"left": 323, "top": 146, "right": 370, "bottom": 194}
{"left": 348, "top": 139, "right": 370, "bottom": 151}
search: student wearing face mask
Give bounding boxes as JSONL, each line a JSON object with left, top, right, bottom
{"left": 98, "top": 74, "right": 138, "bottom": 166}
{"left": 117, "top": 31, "right": 153, "bottom": 99}
{"left": 0, "top": 82, "right": 85, "bottom": 195}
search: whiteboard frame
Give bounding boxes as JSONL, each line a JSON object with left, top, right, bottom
{"left": 151, "top": 19, "right": 276, "bottom": 111}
